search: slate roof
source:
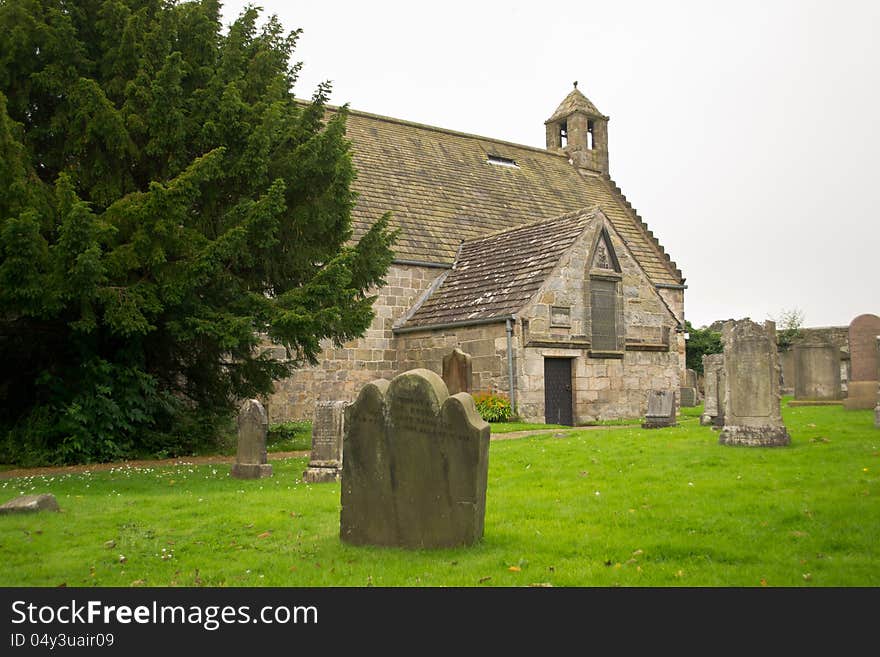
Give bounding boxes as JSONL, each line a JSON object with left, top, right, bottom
{"left": 399, "top": 207, "right": 601, "bottom": 329}
{"left": 337, "top": 106, "right": 683, "bottom": 286}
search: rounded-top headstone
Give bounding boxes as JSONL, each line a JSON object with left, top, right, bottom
{"left": 340, "top": 368, "right": 490, "bottom": 549}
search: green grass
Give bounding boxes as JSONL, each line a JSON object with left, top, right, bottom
{"left": 488, "top": 422, "right": 569, "bottom": 433}
{"left": 0, "top": 401, "right": 877, "bottom": 587}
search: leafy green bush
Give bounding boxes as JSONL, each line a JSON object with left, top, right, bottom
{"left": 472, "top": 391, "right": 513, "bottom": 423}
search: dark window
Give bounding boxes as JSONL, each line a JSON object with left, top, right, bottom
{"left": 587, "top": 119, "right": 595, "bottom": 150}
{"left": 560, "top": 121, "right": 568, "bottom": 148}
{"left": 591, "top": 278, "right": 618, "bottom": 351}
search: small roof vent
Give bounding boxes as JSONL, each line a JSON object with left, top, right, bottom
{"left": 487, "top": 154, "right": 519, "bottom": 168}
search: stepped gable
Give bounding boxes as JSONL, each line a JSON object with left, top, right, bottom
{"left": 400, "top": 207, "right": 601, "bottom": 329}
{"left": 334, "top": 107, "right": 684, "bottom": 287}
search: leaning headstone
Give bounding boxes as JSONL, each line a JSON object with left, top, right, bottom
{"left": 230, "top": 399, "right": 273, "bottom": 479}
{"left": 843, "top": 313, "right": 880, "bottom": 410}
{"left": 0, "top": 493, "right": 60, "bottom": 515}
{"left": 442, "top": 347, "right": 473, "bottom": 395}
{"left": 700, "top": 353, "right": 724, "bottom": 427}
{"left": 641, "top": 390, "right": 677, "bottom": 428}
{"left": 718, "top": 319, "right": 791, "bottom": 447}
{"left": 340, "top": 368, "right": 490, "bottom": 548}
{"left": 302, "top": 401, "right": 347, "bottom": 483}
{"left": 793, "top": 341, "right": 841, "bottom": 401}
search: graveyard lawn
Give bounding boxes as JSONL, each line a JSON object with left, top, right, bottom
{"left": 0, "top": 401, "right": 877, "bottom": 587}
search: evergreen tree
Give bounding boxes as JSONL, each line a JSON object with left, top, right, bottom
{"left": 0, "top": 0, "right": 397, "bottom": 464}
{"left": 684, "top": 321, "right": 723, "bottom": 374}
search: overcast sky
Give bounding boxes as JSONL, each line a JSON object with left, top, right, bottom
{"left": 220, "top": 0, "right": 879, "bottom": 330}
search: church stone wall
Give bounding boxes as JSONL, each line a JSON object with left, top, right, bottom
{"left": 394, "top": 323, "right": 512, "bottom": 395}
{"left": 266, "top": 264, "right": 443, "bottom": 422}
{"left": 516, "top": 220, "right": 681, "bottom": 423}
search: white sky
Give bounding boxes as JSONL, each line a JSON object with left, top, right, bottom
{"left": 220, "top": 0, "right": 879, "bottom": 329}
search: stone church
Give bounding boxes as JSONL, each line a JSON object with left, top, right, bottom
{"left": 269, "top": 84, "right": 687, "bottom": 425}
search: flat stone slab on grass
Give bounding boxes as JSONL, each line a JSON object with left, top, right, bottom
{"left": 0, "top": 493, "right": 60, "bottom": 515}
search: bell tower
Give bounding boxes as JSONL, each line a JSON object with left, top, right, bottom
{"left": 545, "top": 82, "right": 609, "bottom": 174}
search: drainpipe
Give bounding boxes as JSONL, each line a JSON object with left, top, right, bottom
{"left": 506, "top": 318, "right": 516, "bottom": 413}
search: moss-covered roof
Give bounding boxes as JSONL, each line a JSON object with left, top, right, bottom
{"left": 400, "top": 207, "right": 602, "bottom": 329}
{"left": 339, "top": 107, "right": 683, "bottom": 286}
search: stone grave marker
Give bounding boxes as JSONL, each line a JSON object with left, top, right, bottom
{"left": 442, "top": 347, "right": 473, "bottom": 395}
{"left": 843, "top": 313, "right": 880, "bottom": 410}
{"left": 700, "top": 353, "right": 724, "bottom": 427}
{"left": 0, "top": 493, "right": 60, "bottom": 515}
{"left": 793, "top": 341, "right": 841, "bottom": 401}
{"left": 340, "top": 368, "right": 490, "bottom": 548}
{"left": 302, "top": 401, "right": 347, "bottom": 483}
{"left": 679, "top": 368, "right": 698, "bottom": 407}
{"left": 718, "top": 319, "right": 790, "bottom": 447}
{"left": 230, "top": 399, "right": 273, "bottom": 479}
{"left": 641, "top": 390, "right": 676, "bottom": 428}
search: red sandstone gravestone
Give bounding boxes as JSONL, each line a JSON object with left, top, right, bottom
{"left": 843, "top": 314, "right": 880, "bottom": 410}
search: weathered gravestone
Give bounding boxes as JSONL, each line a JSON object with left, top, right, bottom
{"left": 0, "top": 493, "right": 60, "bottom": 515}
{"left": 679, "top": 368, "right": 698, "bottom": 407}
{"left": 700, "top": 353, "right": 724, "bottom": 427}
{"left": 793, "top": 341, "right": 841, "bottom": 401}
{"left": 718, "top": 319, "right": 791, "bottom": 447}
{"left": 230, "top": 399, "right": 273, "bottom": 479}
{"left": 641, "top": 390, "right": 677, "bottom": 428}
{"left": 340, "top": 368, "right": 490, "bottom": 548}
{"left": 442, "top": 347, "right": 473, "bottom": 395}
{"left": 302, "top": 401, "right": 347, "bottom": 483}
{"left": 843, "top": 313, "right": 880, "bottom": 410}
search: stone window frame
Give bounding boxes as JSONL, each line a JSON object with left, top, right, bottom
{"left": 585, "top": 226, "right": 625, "bottom": 359}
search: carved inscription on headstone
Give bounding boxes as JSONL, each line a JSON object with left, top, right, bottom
{"left": 302, "top": 401, "right": 347, "bottom": 483}
{"left": 231, "top": 399, "right": 273, "bottom": 479}
{"left": 718, "top": 319, "right": 790, "bottom": 447}
{"left": 340, "top": 369, "right": 490, "bottom": 548}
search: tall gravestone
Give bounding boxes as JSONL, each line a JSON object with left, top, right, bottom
{"left": 793, "top": 341, "right": 841, "bottom": 401}
{"left": 700, "top": 353, "right": 724, "bottom": 427}
{"left": 641, "top": 390, "right": 676, "bottom": 428}
{"left": 302, "top": 401, "right": 347, "bottom": 483}
{"left": 340, "top": 369, "right": 490, "bottom": 548}
{"left": 230, "top": 399, "right": 273, "bottom": 479}
{"left": 442, "top": 347, "right": 473, "bottom": 395}
{"left": 843, "top": 314, "right": 880, "bottom": 410}
{"left": 679, "top": 368, "right": 698, "bottom": 407}
{"left": 718, "top": 319, "right": 790, "bottom": 447}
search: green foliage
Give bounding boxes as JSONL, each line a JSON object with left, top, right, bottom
{"left": 0, "top": 1, "right": 396, "bottom": 464}
{"left": 266, "top": 420, "right": 312, "bottom": 452}
{"left": 774, "top": 307, "right": 805, "bottom": 350}
{"left": 684, "top": 321, "right": 722, "bottom": 374}
{"left": 472, "top": 391, "right": 513, "bottom": 423}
